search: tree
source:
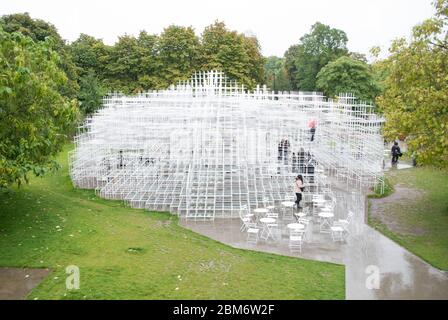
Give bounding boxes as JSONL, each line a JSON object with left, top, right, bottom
{"left": 285, "top": 22, "right": 348, "bottom": 91}
{"left": 200, "top": 21, "right": 262, "bottom": 88}
{"left": 284, "top": 45, "right": 300, "bottom": 90}
{"left": 69, "top": 33, "right": 109, "bottom": 78}
{"left": 377, "top": 0, "right": 448, "bottom": 167}
{"left": 78, "top": 70, "right": 106, "bottom": 115}
{"left": 316, "top": 56, "right": 380, "bottom": 101}
{"left": 0, "top": 13, "right": 79, "bottom": 98}
{"left": 264, "top": 56, "right": 291, "bottom": 91}
{"left": 157, "top": 25, "right": 201, "bottom": 87}
{"left": 0, "top": 30, "right": 79, "bottom": 188}
{"left": 241, "top": 34, "right": 265, "bottom": 85}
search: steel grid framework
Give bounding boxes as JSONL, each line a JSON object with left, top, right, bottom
{"left": 69, "top": 70, "right": 384, "bottom": 220}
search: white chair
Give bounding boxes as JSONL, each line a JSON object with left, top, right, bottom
{"left": 239, "top": 205, "right": 252, "bottom": 232}
{"left": 266, "top": 212, "right": 279, "bottom": 219}
{"left": 289, "top": 230, "right": 303, "bottom": 253}
{"left": 337, "top": 211, "right": 354, "bottom": 225}
{"left": 298, "top": 217, "right": 311, "bottom": 225}
{"left": 247, "top": 224, "right": 260, "bottom": 244}
{"left": 333, "top": 211, "right": 354, "bottom": 238}
{"left": 240, "top": 217, "right": 251, "bottom": 232}
{"left": 330, "top": 225, "right": 344, "bottom": 242}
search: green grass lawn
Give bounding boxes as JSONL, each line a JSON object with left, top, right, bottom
{"left": 368, "top": 167, "right": 448, "bottom": 270}
{"left": 0, "top": 145, "right": 344, "bottom": 300}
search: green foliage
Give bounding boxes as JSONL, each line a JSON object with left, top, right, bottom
{"left": 264, "top": 56, "right": 291, "bottom": 91}
{"left": 0, "top": 30, "right": 79, "bottom": 188}
{"left": 77, "top": 70, "right": 106, "bottom": 115}
{"left": 68, "top": 21, "right": 266, "bottom": 93}
{"left": 316, "top": 56, "right": 380, "bottom": 101}
{"left": 69, "top": 33, "right": 109, "bottom": 78}
{"left": 0, "top": 13, "right": 79, "bottom": 99}
{"left": 285, "top": 22, "right": 348, "bottom": 91}
{"left": 368, "top": 176, "right": 394, "bottom": 199}
{"left": 377, "top": 0, "right": 448, "bottom": 167}
{"left": 200, "top": 21, "right": 264, "bottom": 89}
{"left": 157, "top": 25, "right": 201, "bottom": 87}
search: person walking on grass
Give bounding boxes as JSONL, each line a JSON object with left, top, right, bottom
{"left": 294, "top": 175, "right": 304, "bottom": 208}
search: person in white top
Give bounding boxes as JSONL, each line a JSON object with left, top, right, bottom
{"left": 293, "top": 175, "right": 304, "bottom": 208}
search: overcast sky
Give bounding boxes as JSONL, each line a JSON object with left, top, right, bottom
{"left": 1, "top": 0, "right": 435, "bottom": 58}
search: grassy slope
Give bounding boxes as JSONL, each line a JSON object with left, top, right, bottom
{"left": 368, "top": 167, "right": 448, "bottom": 270}
{"left": 0, "top": 145, "right": 344, "bottom": 300}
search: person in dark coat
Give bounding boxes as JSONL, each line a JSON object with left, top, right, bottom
{"left": 278, "top": 140, "right": 284, "bottom": 161}
{"left": 297, "top": 148, "right": 306, "bottom": 173}
{"left": 292, "top": 152, "right": 297, "bottom": 173}
{"left": 283, "top": 139, "right": 290, "bottom": 164}
{"left": 391, "top": 142, "right": 402, "bottom": 165}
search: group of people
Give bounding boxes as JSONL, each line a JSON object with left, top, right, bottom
{"left": 291, "top": 148, "right": 315, "bottom": 174}
{"left": 278, "top": 139, "right": 291, "bottom": 163}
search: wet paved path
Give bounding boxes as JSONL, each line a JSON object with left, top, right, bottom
{"left": 0, "top": 268, "right": 50, "bottom": 300}
{"left": 180, "top": 187, "right": 448, "bottom": 300}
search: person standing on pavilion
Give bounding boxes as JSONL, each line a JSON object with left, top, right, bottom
{"left": 308, "top": 119, "right": 317, "bottom": 142}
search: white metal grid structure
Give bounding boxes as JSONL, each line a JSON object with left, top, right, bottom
{"left": 69, "top": 71, "right": 384, "bottom": 220}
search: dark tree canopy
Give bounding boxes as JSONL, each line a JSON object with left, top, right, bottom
{"left": 264, "top": 56, "right": 291, "bottom": 91}
{"left": 316, "top": 56, "right": 380, "bottom": 101}
{"left": 285, "top": 22, "right": 349, "bottom": 91}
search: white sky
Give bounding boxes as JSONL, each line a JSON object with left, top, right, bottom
{"left": 0, "top": 0, "right": 435, "bottom": 59}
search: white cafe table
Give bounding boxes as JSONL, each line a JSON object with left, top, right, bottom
{"left": 287, "top": 223, "right": 305, "bottom": 230}
{"left": 260, "top": 217, "right": 276, "bottom": 224}
{"left": 281, "top": 201, "right": 295, "bottom": 208}
{"left": 254, "top": 208, "right": 269, "bottom": 214}
{"left": 318, "top": 212, "right": 334, "bottom": 233}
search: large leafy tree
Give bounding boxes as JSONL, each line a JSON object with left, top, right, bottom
{"left": 316, "top": 56, "right": 380, "bottom": 101}
{"left": 104, "top": 34, "right": 141, "bottom": 92}
{"left": 0, "top": 30, "right": 79, "bottom": 187}
{"left": 200, "top": 21, "right": 262, "bottom": 88}
{"left": 285, "top": 22, "right": 348, "bottom": 91}
{"left": 377, "top": 0, "right": 448, "bottom": 167}
{"left": 241, "top": 34, "right": 265, "bottom": 85}
{"left": 69, "top": 33, "right": 109, "bottom": 78}
{"left": 157, "top": 25, "right": 201, "bottom": 88}
{"left": 0, "top": 13, "right": 79, "bottom": 98}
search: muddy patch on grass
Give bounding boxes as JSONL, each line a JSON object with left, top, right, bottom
{"left": 0, "top": 267, "right": 50, "bottom": 300}
{"left": 369, "top": 184, "right": 426, "bottom": 236}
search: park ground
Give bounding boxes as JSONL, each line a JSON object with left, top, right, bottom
{"left": 368, "top": 167, "right": 448, "bottom": 271}
{"left": 0, "top": 145, "right": 344, "bottom": 300}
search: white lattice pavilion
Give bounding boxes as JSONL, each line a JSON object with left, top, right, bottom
{"left": 69, "top": 70, "right": 384, "bottom": 220}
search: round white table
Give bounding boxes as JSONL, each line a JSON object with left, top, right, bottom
{"left": 254, "top": 208, "right": 269, "bottom": 214}
{"left": 287, "top": 223, "right": 305, "bottom": 230}
{"left": 318, "top": 212, "right": 334, "bottom": 233}
{"left": 281, "top": 201, "right": 295, "bottom": 208}
{"left": 260, "top": 217, "right": 276, "bottom": 224}
{"left": 320, "top": 206, "right": 333, "bottom": 212}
